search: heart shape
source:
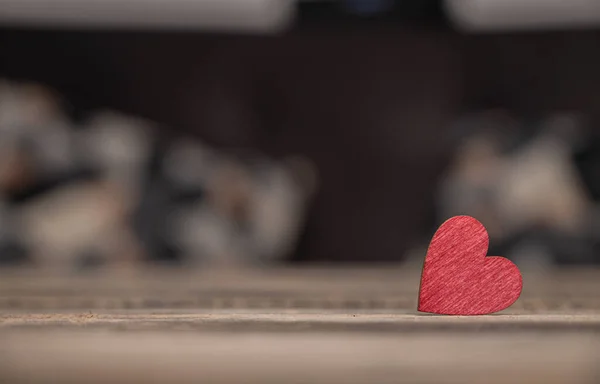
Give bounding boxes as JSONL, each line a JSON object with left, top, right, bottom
{"left": 418, "top": 215, "right": 522, "bottom": 315}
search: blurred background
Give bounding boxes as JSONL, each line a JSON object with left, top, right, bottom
{"left": 1, "top": 0, "right": 600, "bottom": 271}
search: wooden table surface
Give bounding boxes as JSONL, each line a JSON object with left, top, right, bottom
{"left": 1, "top": 266, "right": 600, "bottom": 383}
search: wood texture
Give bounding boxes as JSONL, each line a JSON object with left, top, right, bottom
{"left": 0, "top": 267, "right": 599, "bottom": 383}
{"left": 419, "top": 216, "right": 523, "bottom": 315}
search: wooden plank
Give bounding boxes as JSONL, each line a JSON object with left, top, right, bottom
{"left": 0, "top": 331, "right": 598, "bottom": 384}
{"left": 1, "top": 267, "right": 599, "bottom": 383}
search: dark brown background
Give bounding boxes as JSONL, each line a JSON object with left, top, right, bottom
{"left": 2, "top": 4, "right": 600, "bottom": 263}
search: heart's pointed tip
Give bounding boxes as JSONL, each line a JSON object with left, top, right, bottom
{"left": 417, "top": 301, "right": 439, "bottom": 315}
{"left": 417, "top": 307, "right": 436, "bottom": 315}
{"left": 417, "top": 299, "right": 429, "bottom": 313}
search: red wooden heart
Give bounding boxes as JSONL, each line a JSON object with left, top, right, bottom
{"left": 418, "top": 215, "right": 522, "bottom": 315}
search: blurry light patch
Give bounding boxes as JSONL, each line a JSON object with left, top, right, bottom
{"left": 446, "top": 0, "right": 600, "bottom": 32}
{"left": 0, "top": 0, "right": 295, "bottom": 32}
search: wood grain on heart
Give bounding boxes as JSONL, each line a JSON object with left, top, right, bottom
{"left": 418, "top": 215, "right": 522, "bottom": 315}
